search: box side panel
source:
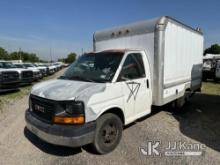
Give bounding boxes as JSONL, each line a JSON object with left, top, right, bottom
{"left": 162, "top": 21, "right": 203, "bottom": 103}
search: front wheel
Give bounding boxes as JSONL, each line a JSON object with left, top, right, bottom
{"left": 91, "top": 113, "right": 123, "bottom": 154}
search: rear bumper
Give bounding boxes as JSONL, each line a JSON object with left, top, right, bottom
{"left": 25, "top": 110, "right": 96, "bottom": 147}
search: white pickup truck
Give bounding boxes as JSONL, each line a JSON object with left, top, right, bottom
{"left": 0, "top": 68, "right": 20, "bottom": 92}
{"left": 0, "top": 61, "right": 33, "bottom": 85}
{"left": 25, "top": 16, "right": 203, "bottom": 154}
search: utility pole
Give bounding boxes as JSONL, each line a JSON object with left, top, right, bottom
{"left": 50, "top": 47, "right": 52, "bottom": 63}
{"left": 19, "top": 48, "right": 21, "bottom": 60}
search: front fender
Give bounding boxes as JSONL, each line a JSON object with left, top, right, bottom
{"left": 85, "top": 97, "right": 125, "bottom": 123}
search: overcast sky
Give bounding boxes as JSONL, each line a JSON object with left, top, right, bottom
{"left": 0, "top": 0, "right": 219, "bottom": 60}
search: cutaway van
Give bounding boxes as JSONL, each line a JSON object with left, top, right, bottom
{"left": 25, "top": 16, "right": 203, "bottom": 154}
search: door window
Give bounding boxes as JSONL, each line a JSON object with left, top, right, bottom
{"left": 118, "top": 53, "right": 145, "bottom": 81}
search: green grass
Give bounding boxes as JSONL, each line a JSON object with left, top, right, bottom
{"left": 201, "top": 82, "right": 220, "bottom": 95}
{"left": 0, "top": 73, "right": 58, "bottom": 111}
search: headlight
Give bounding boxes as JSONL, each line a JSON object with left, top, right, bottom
{"left": 53, "top": 101, "right": 85, "bottom": 125}
{"left": 65, "top": 101, "right": 84, "bottom": 115}
{"left": 29, "top": 97, "right": 33, "bottom": 111}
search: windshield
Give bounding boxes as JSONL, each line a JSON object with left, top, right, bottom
{"left": 15, "top": 64, "right": 25, "bottom": 68}
{"left": 24, "top": 63, "right": 35, "bottom": 67}
{"left": 0, "top": 62, "right": 16, "bottom": 68}
{"left": 61, "top": 52, "right": 124, "bottom": 83}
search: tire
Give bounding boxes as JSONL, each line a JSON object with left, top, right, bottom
{"left": 91, "top": 113, "right": 123, "bottom": 154}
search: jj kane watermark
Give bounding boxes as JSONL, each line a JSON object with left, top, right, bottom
{"left": 139, "top": 141, "right": 206, "bottom": 157}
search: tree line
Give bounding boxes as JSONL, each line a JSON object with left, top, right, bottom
{"left": 0, "top": 47, "right": 77, "bottom": 63}
{"left": 0, "top": 47, "right": 40, "bottom": 62}
{"left": 204, "top": 44, "right": 220, "bottom": 55}
{"left": 58, "top": 52, "right": 77, "bottom": 64}
{"left": 1, "top": 44, "right": 220, "bottom": 64}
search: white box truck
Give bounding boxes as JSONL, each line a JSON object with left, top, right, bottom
{"left": 25, "top": 16, "right": 204, "bottom": 154}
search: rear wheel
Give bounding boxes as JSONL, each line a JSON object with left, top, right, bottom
{"left": 91, "top": 113, "right": 123, "bottom": 154}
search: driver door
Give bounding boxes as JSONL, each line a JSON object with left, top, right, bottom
{"left": 117, "top": 52, "right": 151, "bottom": 123}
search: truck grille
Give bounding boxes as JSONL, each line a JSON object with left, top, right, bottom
{"left": 2, "top": 71, "right": 19, "bottom": 82}
{"left": 30, "top": 95, "right": 54, "bottom": 123}
{"left": 21, "top": 71, "right": 33, "bottom": 78}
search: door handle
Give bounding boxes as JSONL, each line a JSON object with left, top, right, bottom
{"left": 146, "top": 79, "right": 149, "bottom": 88}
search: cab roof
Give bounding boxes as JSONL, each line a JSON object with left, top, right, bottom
{"left": 89, "top": 49, "right": 139, "bottom": 54}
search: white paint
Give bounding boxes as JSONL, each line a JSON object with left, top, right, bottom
{"left": 163, "top": 22, "right": 203, "bottom": 86}
{"left": 113, "top": 51, "right": 152, "bottom": 124}
{"left": 163, "top": 84, "right": 185, "bottom": 98}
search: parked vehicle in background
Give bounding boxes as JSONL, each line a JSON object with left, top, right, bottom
{"left": 203, "top": 54, "right": 220, "bottom": 81}
{"left": 63, "top": 63, "right": 69, "bottom": 67}
{"left": 25, "top": 16, "right": 203, "bottom": 154}
{"left": 0, "top": 61, "right": 33, "bottom": 84}
{"left": 216, "top": 60, "right": 220, "bottom": 78}
{"left": 47, "top": 64, "right": 56, "bottom": 74}
{"left": 23, "top": 63, "right": 46, "bottom": 78}
{"left": 0, "top": 68, "right": 20, "bottom": 92}
{"left": 34, "top": 63, "right": 49, "bottom": 75}
{"left": 32, "top": 63, "right": 48, "bottom": 76}
{"left": 53, "top": 62, "right": 63, "bottom": 70}
{"left": 14, "top": 63, "right": 41, "bottom": 81}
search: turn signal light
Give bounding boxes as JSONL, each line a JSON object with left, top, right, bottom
{"left": 53, "top": 116, "right": 85, "bottom": 124}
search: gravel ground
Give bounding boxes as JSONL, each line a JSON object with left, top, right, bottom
{"left": 0, "top": 70, "right": 219, "bottom": 165}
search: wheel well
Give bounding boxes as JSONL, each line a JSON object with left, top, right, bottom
{"left": 186, "top": 88, "right": 191, "bottom": 91}
{"left": 101, "top": 108, "right": 125, "bottom": 125}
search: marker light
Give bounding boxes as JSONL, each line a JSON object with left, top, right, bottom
{"left": 53, "top": 115, "right": 85, "bottom": 125}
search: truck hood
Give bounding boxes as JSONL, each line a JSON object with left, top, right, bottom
{"left": 31, "top": 79, "right": 105, "bottom": 101}
{"left": 28, "top": 68, "right": 40, "bottom": 72}
{"left": 0, "top": 68, "right": 8, "bottom": 71}
{"left": 27, "top": 67, "right": 39, "bottom": 71}
{"left": 37, "top": 66, "right": 47, "bottom": 71}
{"left": 6, "top": 68, "right": 32, "bottom": 74}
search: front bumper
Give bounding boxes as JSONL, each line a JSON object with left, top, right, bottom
{"left": 25, "top": 110, "right": 96, "bottom": 147}
{"left": 21, "top": 78, "right": 33, "bottom": 84}
{"left": 0, "top": 81, "right": 20, "bottom": 92}
{"left": 33, "top": 74, "right": 41, "bottom": 80}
